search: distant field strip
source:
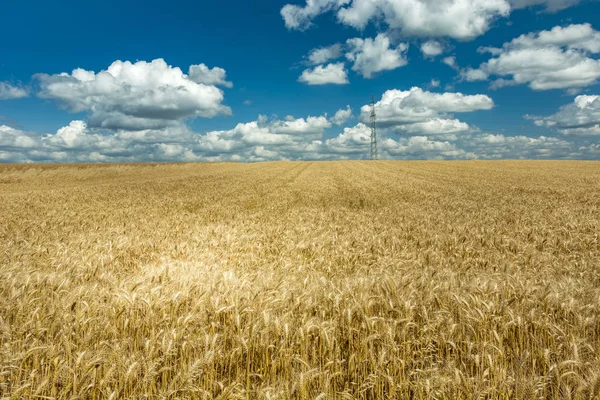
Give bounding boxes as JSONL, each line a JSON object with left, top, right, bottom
{"left": 1, "top": 161, "right": 600, "bottom": 399}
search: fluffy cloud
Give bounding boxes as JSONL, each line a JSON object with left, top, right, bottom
{"left": 338, "top": 0, "right": 510, "bottom": 40}
{"left": 197, "top": 116, "right": 334, "bottom": 161}
{"left": 298, "top": 63, "right": 349, "bottom": 85}
{"left": 465, "top": 24, "right": 600, "bottom": 90}
{"left": 327, "top": 130, "right": 508, "bottom": 160}
{"left": 1, "top": 120, "right": 205, "bottom": 163}
{"left": 325, "top": 123, "right": 370, "bottom": 154}
{"left": 2, "top": 116, "right": 598, "bottom": 162}
{"left": 281, "top": 0, "right": 347, "bottom": 31}
{"left": 306, "top": 44, "right": 344, "bottom": 65}
{"left": 0, "top": 125, "right": 38, "bottom": 149}
{"left": 506, "top": 23, "right": 600, "bottom": 52}
{"left": 331, "top": 105, "right": 353, "bottom": 125}
{"left": 384, "top": 136, "right": 469, "bottom": 159}
{"left": 394, "top": 119, "right": 470, "bottom": 136}
{"left": 346, "top": 34, "right": 409, "bottom": 78}
{"left": 0, "top": 122, "right": 108, "bottom": 163}
{"left": 188, "top": 64, "right": 233, "bottom": 88}
{"left": 281, "top": 0, "right": 582, "bottom": 39}
{"left": 443, "top": 56, "right": 458, "bottom": 69}
{"left": 0, "top": 82, "right": 28, "bottom": 100}
{"left": 463, "top": 133, "right": 576, "bottom": 158}
{"left": 360, "top": 87, "right": 494, "bottom": 137}
{"left": 302, "top": 34, "right": 407, "bottom": 79}
{"left": 323, "top": 123, "right": 466, "bottom": 160}
{"left": 526, "top": 95, "right": 600, "bottom": 136}
{"left": 325, "top": 125, "right": 484, "bottom": 160}
{"left": 2, "top": 114, "right": 458, "bottom": 162}
{"left": 460, "top": 68, "right": 489, "bottom": 82}
{"left": 421, "top": 41, "right": 445, "bottom": 57}
{"left": 0, "top": 113, "right": 332, "bottom": 163}
{"left": 282, "top": 0, "right": 511, "bottom": 40}
{"left": 45, "top": 120, "right": 91, "bottom": 148}
{"left": 35, "top": 59, "right": 232, "bottom": 131}
{"left": 192, "top": 114, "right": 333, "bottom": 160}
{"left": 270, "top": 115, "right": 332, "bottom": 135}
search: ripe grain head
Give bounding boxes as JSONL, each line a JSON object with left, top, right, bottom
{"left": 1, "top": 161, "right": 599, "bottom": 399}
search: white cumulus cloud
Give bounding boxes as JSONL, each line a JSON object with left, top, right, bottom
{"left": 0, "top": 113, "right": 332, "bottom": 163}
{"left": 325, "top": 123, "right": 370, "bottom": 154}
{"left": 282, "top": 0, "right": 511, "bottom": 40}
{"left": 395, "top": 119, "right": 470, "bottom": 136}
{"left": 429, "top": 79, "right": 441, "bottom": 88}
{"left": 281, "top": 0, "right": 581, "bottom": 39}
{"left": 196, "top": 114, "right": 332, "bottom": 160}
{"left": 2, "top": 115, "right": 598, "bottom": 162}
{"left": 281, "top": 0, "right": 347, "bottom": 31}
{"left": 0, "top": 82, "right": 28, "bottom": 100}
{"left": 361, "top": 87, "right": 494, "bottom": 136}
{"left": 306, "top": 44, "right": 344, "bottom": 65}
{"left": 506, "top": 23, "right": 600, "bottom": 52}
{"left": 461, "top": 68, "right": 490, "bottom": 82}
{"left": 45, "top": 120, "right": 90, "bottom": 148}
{"left": 384, "top": 136, "right": 466, "bottom": 158}
{"left": 35, "top": 59, "right": 232, "bottom": 131}
{"left": 346, "top": 34, "right": 409, "bottom": 78}
{"left": 188, "top": 63, "right": 233, "bottom": 88}
{"left": 421, "top": 41, "right": 445, "bottom": 57}
{"left": 0, "top": 125, "right": 38, "bottom": 148}
{"left": 463, "top": 133, "right": 575, "bottom": 159}
{"left": 526, "top": 95, "right": 600, "bottom": 136}
{"left": 443, "top": 56, "right": 458, "bottom": 69}
{"left": 330, "top": 105, "right": 353, "bottom": 125}
{"left": 298, "top": 62, "right": 349, "bottom": 85}
{"left": 465, "top": 24, "right": 600, "bottom": 90}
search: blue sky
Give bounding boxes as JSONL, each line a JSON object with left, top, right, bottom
{"left": 1, "top": 0, "right": 599, "bottom": 162}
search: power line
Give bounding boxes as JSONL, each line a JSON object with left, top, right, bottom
{"left": 370, "top": 95, "right": 378, "bottom": 160}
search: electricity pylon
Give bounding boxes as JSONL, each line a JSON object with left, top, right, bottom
{"left": 370, "top": 95, "right": 378, "bottom": 160}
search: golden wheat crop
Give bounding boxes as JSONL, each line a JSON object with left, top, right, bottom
{"left": 1, "top": 161, "right": 600, "bottom": 399}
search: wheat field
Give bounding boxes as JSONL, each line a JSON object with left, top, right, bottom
{"left": 1, "top": 161, "right": 599, "bottom": 399}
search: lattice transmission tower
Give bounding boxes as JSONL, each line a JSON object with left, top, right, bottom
{"left": 370, "top": 95, "right": 378, "bottom": 160}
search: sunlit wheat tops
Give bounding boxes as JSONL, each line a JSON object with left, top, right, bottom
{"left": 1, "top": 161, "right": 600, "bottom": 399}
